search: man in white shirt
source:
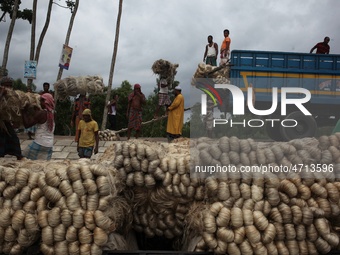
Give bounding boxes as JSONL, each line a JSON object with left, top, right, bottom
{"left": 203, "top": 35, "right": 218, "bottom": 66}
{"left": 107, "top": 95, "right": 118, "bottom": 130}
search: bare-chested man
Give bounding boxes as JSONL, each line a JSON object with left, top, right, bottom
{"left": 126, "top": 84, "right": 146, "bottom": 139}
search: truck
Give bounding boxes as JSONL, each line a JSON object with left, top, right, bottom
{"left": 229, "top": 50, "right": 340, "bottom": 141}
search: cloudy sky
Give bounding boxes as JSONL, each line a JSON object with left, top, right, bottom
{"left": 1, "top": 0, "right": 339, "bottom": 108}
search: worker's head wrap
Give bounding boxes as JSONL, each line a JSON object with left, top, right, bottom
{"left": 41, "top": 93, "right": 55, "bottom": 132}
{"left": 82, "top": 108, "right": 92, "bottom": 120}
{"left": 83, "top": 108, "right": 91, "bottom": 115}
{"left": 134, "top": 84, "right": 141, "bottom": 89}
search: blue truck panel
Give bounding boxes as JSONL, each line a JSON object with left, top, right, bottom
{"left": 231, "top": 50, "right": 340, "bottom": 74}
{"left": 230, "top": 50, "right": 340, "bottom": 107}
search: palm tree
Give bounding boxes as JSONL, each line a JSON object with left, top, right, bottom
{"left": 1, "top": 0, "right": 20, "bottom": 77}
{"left": 27, "top": 0, "right": 37, "bottom": 90}
{"left": 27, "top": 0, "right": 54, "bottom": 90}
{"left": 55, "top": 0, "right": 79, "bottom": 83}
{"left": 101, "top": 0, "right": 123, "bottom": 130}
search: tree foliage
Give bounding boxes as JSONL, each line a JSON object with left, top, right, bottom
{"left": 54, "top": 99, "right": 72, "bottom": 135}
{"left": 13, "top": 78, "right": 36, "bottom": 92}
{"left": 0, "top": 0, "right": 32, "bottom": 23}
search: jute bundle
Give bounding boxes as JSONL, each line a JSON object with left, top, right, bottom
{"left": 0, "top": 89, "right": 41, "bottom": 128}
{"left": 151, "top": 59, "right": 179, "bottom": 88}
{"left": 191, "top": 62, "right": 230, "bottom": 84}
{"left": 0, "top": 164, "right": 44, "bottom": 254}
{"left": 53, "top": 75, "right": 104, "bottom": 101}
{"left": 99, "top": 129, "right": 120, "bottom": 141}
{"left": 4, "top": 133, "right": 340, "bottom": 254}
{"left": 114, "top": 139, "right": 193, "bottom": 239}
{"left": 0, "top": 159, "right": 131, "bottom": 255}
{"left": 182, "top": 135, "right": 340, "bottom": 254}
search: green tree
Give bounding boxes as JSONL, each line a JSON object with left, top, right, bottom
{"left": 88, "top": 93, "right": 106, "bottom": 128}
{"left": 0, "top": 0, "right": 33, "bottom": 23}
{"left": 13, "top": 78, "right": 36, "bottom": 92}
{"left": 54, "top": 99, "right": 72, "bottom": 135}
{"left": 1, "top": 0, "right": 19, "bottom": 77}
{"left": 27, "top": 0, "right": 54, "bottom": 89}
{"left": 56, "top": 0, "right": 79, "bottom": 84}
{"left": 188, "top": 102, "right": 205, "bottom": 138}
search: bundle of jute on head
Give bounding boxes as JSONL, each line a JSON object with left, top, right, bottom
{"left": 53, "top": 75, "right": 104, "bottom": 101}
{"left": 151, "top": 59, "right": 179, "bottom": 88}
{"left": 0, "top": 89, "right": 41, "bottom": 128}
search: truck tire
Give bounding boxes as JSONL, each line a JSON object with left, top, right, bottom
{"left": 280, "top": 111, "right": 317, "bottom": 141}
{"left": 266, "top": 118, "right": 284, "bottom": 141}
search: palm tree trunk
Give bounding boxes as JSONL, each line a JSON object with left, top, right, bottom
{"left": 101, "top": 0, "right": 123, "bottom": 130}
{"left": 35, "top": 0, "right": 53, "bottom": 64}
{"left": 56, "top": 0, "right": 79, "bottom": 83}
{"left": 1, "top": 0, "right": 20, "bottom": 77}
{"left": 27, "top": 0, "right": 37, "bottom": 90}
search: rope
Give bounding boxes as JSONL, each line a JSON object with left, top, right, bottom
{"left": 114, "top": 108, "right": 191, "bottom": 134}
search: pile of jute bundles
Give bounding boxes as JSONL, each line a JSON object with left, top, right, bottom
{"left": 0, "top": 89, "right": 40, "bottom": 130}
{"left": 191, "top": 62, "right": 230, "bottom": 84}
{"left": 0, "top": 159, "right": 131, "bottom": 255}
{"left": 114, "top": 139, "right": 193, "bottom": 241}
{"left": 54, "top": 76, "right": 104, "bottom": 101}
{"left": 98, "top": 129, "right": 120, "bottom": 141}
{"left": 183, "top": 135, "right": 340, "bottom": 254}
{"left": 151, "top": 59, "right": 179, "bottom": 88}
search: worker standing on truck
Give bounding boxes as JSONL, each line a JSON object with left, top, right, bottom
{"left": 220, "top": 29, "right": 231, "bottom": 65}
{"left": 310, "top": 37, "right": 330, "bottom": 54}
{"left": 203, "top": 35, "right": 218, "bottom": 66}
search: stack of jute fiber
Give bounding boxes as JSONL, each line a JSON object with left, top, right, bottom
{"left": 114, "top": 139, "right": 194, "bottom": 240}
{"left": 0, "top": 159, "right": 131, "bottom": 255}
{"left": 183, "top": 135, "right": 340, "bottom": 254}
{"left": 99, "top": 129, "right": 120, "bottom": 141}
{"left": 151, "top": 59, "right": 179, "bottom": 88}
{"left": 54, "top": 75, "right": 104, "bottom": 101}
{"left": 191, "top": 62, "right": 230, "bottom": 84}
{"left": 0, "top": 89, "right": 41, "bottom": 129}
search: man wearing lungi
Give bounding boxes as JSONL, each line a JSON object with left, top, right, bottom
{"left": 127, "top": 84, "right": 146, "bottom": 140}
{"left": 22, "top": 93, "right": 55, "bottom": 160}
{"left": 154, "top": 78, "right": 171, "bottom": 118}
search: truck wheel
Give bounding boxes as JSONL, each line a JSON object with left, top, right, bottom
{"left": 280, "top": 111, "right": 317, "bottom": 141}
{"left": 266, "top": 118, "right": 284, "bottom": 141}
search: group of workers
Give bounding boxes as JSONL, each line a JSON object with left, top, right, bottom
{"left": 0, "top": 75, "right": 185, "bottom": 161}
{"left": 125, "top": 83, "right": 184, "bottom": 141}
{"left": 0, "top": 32, "right": 332, "bottom": 159}
{"left": 203, "top": 29, "right": 331, "bottom": 68}
{"left": 74, "top": 83, "right": 185, "bottom": 142}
